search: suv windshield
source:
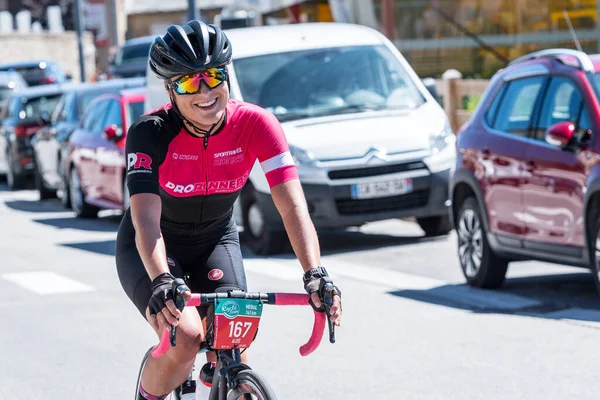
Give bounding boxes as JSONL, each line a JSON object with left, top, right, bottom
{"left": 234, "top": 45, "right": 426, "bottom": 121}
{"left": 127, "top": 100, "right": 145, "bottom": 128}
{"left": 115, "top": 43, "right": 152, "bottom": 65}
{"left": 0, "top": 86, "right": 16, "bottom": 103}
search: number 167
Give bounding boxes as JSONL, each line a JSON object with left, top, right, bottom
{"left": 229, "top": 321, "right": 253, "bottom": 338}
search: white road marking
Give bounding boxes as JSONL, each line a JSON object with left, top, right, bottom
{"left": 243, "top": 258, "right": 299, "bottom": 281}
{"left": 2, "top": 271, "right": 95, "bottom": 295}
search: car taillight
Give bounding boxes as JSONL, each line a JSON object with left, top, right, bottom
{"left": 39, "top": 76, "right": 56, "bottom": 84}
{"left": 15, "top": 124, "right": 43, "bottom": 137}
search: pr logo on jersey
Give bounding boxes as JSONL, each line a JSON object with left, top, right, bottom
{"left": 127, "top": 152, "right": 152, "bottom": 173}
{"left": 208, "top": 269, "right": 224, "bottom": 281}
{"left": 167, "top": 257, "right": 175, "bottom": 267}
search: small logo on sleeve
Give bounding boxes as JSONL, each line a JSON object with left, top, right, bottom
{"left": 127, "top": 152, "right": 152, "bottom": 174}
{"left": 208, "top": 269, "right": 224, "bottom": 281}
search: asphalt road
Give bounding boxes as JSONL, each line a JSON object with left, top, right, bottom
{"left": 1, "top": 183, "right": 600, "bottom": 399}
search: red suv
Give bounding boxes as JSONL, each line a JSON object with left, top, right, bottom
{"left": 450, "top": 49, "right": 600, "bottom": 294}
{"left": 66, "top": 87, "right": 146, "bottom": 218}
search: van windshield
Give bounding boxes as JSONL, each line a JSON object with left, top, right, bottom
{"left": 233, "top": 45, "right": 426, "bottom": 121}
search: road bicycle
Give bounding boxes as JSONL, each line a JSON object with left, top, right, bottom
{"left": 134, "top": 282, "right": 337, "bottom": 400}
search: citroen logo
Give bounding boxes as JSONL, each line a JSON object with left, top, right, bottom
{"left": 366, "top": 147, "right": 388, "bottom": 164}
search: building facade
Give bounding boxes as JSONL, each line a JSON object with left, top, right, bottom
{"left": 368, "top": 0, "right": 600, "bottom": 78}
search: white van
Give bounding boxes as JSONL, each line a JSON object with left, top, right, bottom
{"left": 145, "top": 22, "right": 456, "bottom": 255}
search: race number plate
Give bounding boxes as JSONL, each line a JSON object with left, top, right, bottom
{"left": 212, "top": 299, "right": 263, "bottom": 350}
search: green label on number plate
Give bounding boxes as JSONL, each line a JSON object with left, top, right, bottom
{"left": 213, "top": 298, "right": 264, "bottom": 350}
{"left": 215, "top": 299, "right": 263, "bottom": 319}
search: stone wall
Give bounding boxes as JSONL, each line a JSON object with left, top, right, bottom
{"left": 0, "top": 31, "right": 96, "bottom": 83}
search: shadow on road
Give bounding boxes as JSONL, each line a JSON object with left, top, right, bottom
{"left": 4, "top": 198, "right": 66, "bottom": 213}
{"left": 33, "top": 216, "right": 120, "bottom": 232}
{"left": 318, "top": 229, "right": 445, "bottom": 255}
{"left": 60, "top": 240, "right": 116, "bottom": 256}
{"left": 241, "top": 226, "right": 446, "bottom": 257}
{"left": 389, "top": 272, "right": 600, "bottom": 324}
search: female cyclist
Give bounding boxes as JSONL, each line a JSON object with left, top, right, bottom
{"left": 115, "top": 20, "right": 342, "bottom": 400}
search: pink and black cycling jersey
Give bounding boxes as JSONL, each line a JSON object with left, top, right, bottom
{"left": 125, "top": 99, "right": 298, "bottom": 231}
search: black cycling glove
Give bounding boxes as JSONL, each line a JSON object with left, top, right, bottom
{"left": 303, "top": 267, "right": 342, "bottom": 312}
{"left": 148, "top": 272, "right": 176, "bottom": 316}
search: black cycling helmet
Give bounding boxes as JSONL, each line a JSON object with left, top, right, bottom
{"left": 149, "top": 20, "right": 232, "bottom": 80}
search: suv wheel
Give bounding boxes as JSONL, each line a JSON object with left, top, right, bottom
{"left": 59, "top": 175, "right": 72, "bottom": 209}
{"left": 241, "top": 187, "right": 289, "bottom": 255}
{"left": 69, "top": 167, "right": 99, "bottom": 218}
{"left": 417, "top": 216, "right": 452, "bottom": 236}
{"left": 590, "top": 216, "right": 600, "bottom": 296}
{"left": 122, "top": 178, "right": 130, "bottom": 211}
{"left": 457, "top": 197, "right": 508, "bottom": 288}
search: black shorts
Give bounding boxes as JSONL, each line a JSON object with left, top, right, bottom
{"left": 115, "top": 210, "right": 247, "bottom": 320}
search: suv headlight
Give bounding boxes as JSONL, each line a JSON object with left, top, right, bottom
{"left": 429, "top": 118, "right": 454, "bottom": 154}
{"left": 289, "top": 145, "right": 316, "bottom": 166}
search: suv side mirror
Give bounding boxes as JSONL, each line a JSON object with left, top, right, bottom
{"left": 422, "top": 77, "right": 439, "bottom": 100}
{"left": 545, "top": 121, "right": 575, "bottom": 148}
{"left": 102, "top": 124, "right": 123, "bottom": 141}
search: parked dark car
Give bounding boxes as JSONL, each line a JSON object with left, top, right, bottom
{"left": 66, "top": 87, "right": 146, "bottom": 218}
{"left": 450, "top": 48, "right": 600, "bottom": 294}
{"left": 0, "top": 84, "right": 67, "bottom": 189}
{"left": 31, "top": 77, "right": 146, "bottom": 202}
{"left": 0, "top": 60, "right": 70, "bottom": 86}
{"left": 108, "top": 36, "right": 153, "bottom": 79}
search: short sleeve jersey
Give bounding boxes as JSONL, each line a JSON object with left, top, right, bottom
{"left": 125, "top": 99, "right": 298, "bottom": 230}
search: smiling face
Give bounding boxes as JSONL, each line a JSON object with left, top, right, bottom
{"left": 168, "top": 74, "right": 229, "bottom": 131}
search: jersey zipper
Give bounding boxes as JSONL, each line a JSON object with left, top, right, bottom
{"left": 201, "top": 135, "right": 209, "bottom": 220}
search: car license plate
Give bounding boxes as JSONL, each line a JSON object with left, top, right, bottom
{"left": 351, "top": 178, "right": 413, "bottom": 199}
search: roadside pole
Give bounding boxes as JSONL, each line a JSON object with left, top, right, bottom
{"left": 74, "top": 0, "right": 86, "bottom": 82}
{"left": 188, "top": 0, "right": 200, "bottom": 21}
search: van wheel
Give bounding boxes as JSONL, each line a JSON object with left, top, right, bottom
{"left": 457, "top": 197, "right": 508, "bottom": 288}
{"left": 241, "top": 187, "right": 289, "bottom": 255}
{"left": 417, "top": 216, "right": 452, "bottom": 236}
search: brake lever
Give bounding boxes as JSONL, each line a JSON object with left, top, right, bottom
{"left": 322, "top": 283, "right": 336, "bottom": 344}
{"left": 169, "top": 281, "right": 188, "bottom": 347}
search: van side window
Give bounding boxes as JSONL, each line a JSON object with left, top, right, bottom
{"left": 491, "top": 76, "right": 545, "bottom": 137}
